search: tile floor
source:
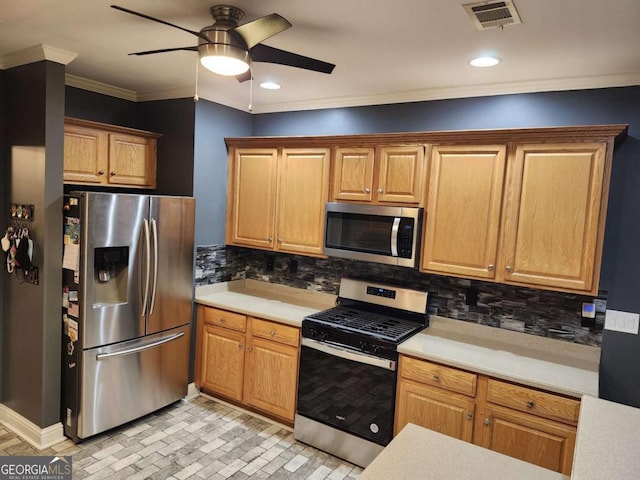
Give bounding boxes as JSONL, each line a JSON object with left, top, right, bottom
{"left": 0, "top": 396, "right": 363, "bottom": 479}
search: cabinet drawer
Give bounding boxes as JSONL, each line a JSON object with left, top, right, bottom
{"left": 250, "top": 318, "right": 300, "bottom": 347}
{"left": 486, "top": 379, "right": 580, "bottom": 424}
{"left": 201, "top": 306, "right": 246, "bottom": 332}
{"left": 400, "top": 356, "right": 477, "bottom": 397}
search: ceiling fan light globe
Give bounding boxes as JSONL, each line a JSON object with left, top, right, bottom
{"left": 199, "top": 43, "right": 250, "bottom": 76}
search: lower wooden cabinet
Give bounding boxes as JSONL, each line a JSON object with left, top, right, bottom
{"left": 395, "top": 355, "right": 580, "bottom": 475}
{"left": 395, "top": 379, "right": 475, "bottom": 442}
{"left": 244, "top": 337, "right": 299, "bottom": 420}
{"left": 196, "top": 305, "right": 300, "bottom": 423}
{"left": 475, "top": 404, "right": 577, "bottom": 475}
{"left": 200, "top": 324, "right": 245, "bottom": 401}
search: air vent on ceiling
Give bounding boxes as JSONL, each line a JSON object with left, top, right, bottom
{"left": 463, "top": 0, "right": 522, "bottom": 30}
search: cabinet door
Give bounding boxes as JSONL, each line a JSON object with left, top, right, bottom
{"left": 475, "top": 404, "right": 577, "bottom": 475}
{"left": 422, "top": 145, "right": 506, "bottom": 279}
{"left": 108, "top": 133, "right": 157, "bottom": 187}
{"left": 276, "top": 148, "right": 330, "bottom": 256}
{"left": 376, "top": 146, "right": 425, "bottom": 204}
{"left": 227, "top": 148, "right": 278, "bottom": 249}
{"left": 243, "top": 337, "right": 299, "bottom": 421}
{"left": 199, "top": 324, "right": 245, "bottom": 401}
{"left": 332, "top": 147, "right": 375, "bottom": 201}
{"left": 63, "top": 126, "right": 108, "bottom": 184}
{"left": 500, "top": 142, "right": 607, "bottom": 293}
{"left": 395, "top": 380, "right": 475, "bottom": 441}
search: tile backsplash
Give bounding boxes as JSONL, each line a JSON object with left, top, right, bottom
{"left": 196, "top": 245, "right": 604, "bottom": 347}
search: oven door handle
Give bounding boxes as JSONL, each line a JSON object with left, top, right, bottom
{"left": 302, "top": 337, "right": 396, "bottom": 371}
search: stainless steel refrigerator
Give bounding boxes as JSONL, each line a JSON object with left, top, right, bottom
{"left": 61, "top": 192, "right": 195, "bottom": 441}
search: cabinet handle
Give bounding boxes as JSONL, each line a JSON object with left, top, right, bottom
{"left": 466, "top": 413, "right": 473, "bottom": 421}
{"left": 505, "top": 265, "right": 513, "bottom": 273}
{"left": 364, "top": 188, "right": 371, "bottom": 193}
{"left": 219, "top": 318, "right": 225, "bottom": 323}
{"left": 527, "top": 400, "right": 535, "bottom": 409}
{"left": 110, "top": 171, "right": 117, "bottom": 176}
{"left": 377, "top": 188, "right": 383, "bottom": 194}
{"left": 98, "top": 170, "right": 105, "bottom": 176}
{"left": 247, "top": 346, "right": 253, "bottom": 353}
{"left": 267, "top": 237, "right": 273, "bottom": 243}
{"left": 277, "top": 238, "right": 282, "bottom": 243}
{"left": 433, "top": 374, "right": 440, "bottom": 382}
{"left": 487, "top": 264, "right": 494, "bottom": 271}
{"left": 483, "top": 418, "right": 491, "bottom": 426}
{"left": 238, "top": 343, "right": 244, "bottom": 350}
{"left": 270, "top": 330, "right": 276, "bottom": 337}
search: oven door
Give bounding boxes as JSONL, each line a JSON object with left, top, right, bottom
{"left": 296, "top": 337, "right": 397, "bottom": 446}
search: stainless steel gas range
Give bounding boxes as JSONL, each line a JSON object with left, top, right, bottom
{"left": 294, "top": 277, "right": 429, "bottom": 468}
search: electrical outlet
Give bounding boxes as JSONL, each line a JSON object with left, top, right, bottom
{"left": 604, "top": 310, "right": 640, "bottom": 335}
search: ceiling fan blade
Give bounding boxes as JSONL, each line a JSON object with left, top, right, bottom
{"left": 111, "top": 5, "right": 210, "bottom": 43}
{"left": 236, "top": 70, "right": 253, "bottom": 83}
{"left": 128, "top": 46, "right": 198, "bottom": 56}
{"left": 233, "top": 14, "right": 292, "bottom": 49}
{"left": 250, "top": 44, "right": 335, "bottom": 74}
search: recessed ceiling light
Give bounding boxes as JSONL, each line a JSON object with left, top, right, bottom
{"left": 260, "top": 81, "right": 281, "bottom": 90}
{"left": 469, "top": 56, "right": 501, "bottom": 67}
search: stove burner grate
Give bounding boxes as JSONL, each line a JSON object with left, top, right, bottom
{"left": 306, "top": 307, "right": 423, "bottom": 343}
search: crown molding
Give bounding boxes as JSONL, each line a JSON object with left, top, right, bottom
{"left": 0, "top": 44, "right": 77, "bottom": 70}
{"left": 65, "top": 74, "right": 138, "bottom": 102}
{"left": 249, "top": 71, "right": 640, "bottom": 113}
{"left": 61, "top": 70, "right": 640, "bottom": 113}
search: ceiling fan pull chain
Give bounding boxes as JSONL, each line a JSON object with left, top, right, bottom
{"left": 248, "top": 74, "right": 253, "bottom": 112}
{"left": 194, "top": 55, "right": 200, "bottom": 102}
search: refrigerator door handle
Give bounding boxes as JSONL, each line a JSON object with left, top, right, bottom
{"left": 149, "top": 218, "right": 159, "bottom": 315}
{"left": 96, "top": 332, "right": 185, "bottom": 360}
{"left": 141, "top": 219, "right": 151, "bottom": 317}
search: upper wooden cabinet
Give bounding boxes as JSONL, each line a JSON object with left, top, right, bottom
{"left": 226, "top": 147, "right": 330, "bottom": 256}
{"left": 64, "top": 117, "right": 160, "bottom": 189}
{"left": 500, "top": 142, "right": 608, "bottom": 293}
{"left": 421, "top": 140, "right": 614, "bottom": 295}
{"left": 422, "top": 145, "right": 506, "bottom": 279}
{"left": 332, "top": 145, "right": 425, "bottom": 204}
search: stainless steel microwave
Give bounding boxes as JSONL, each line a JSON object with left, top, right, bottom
{"left": 324, "top": 203, "right": 423, "bottom": 268}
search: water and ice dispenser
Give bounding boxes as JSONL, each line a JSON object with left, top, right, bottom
{"left": 93, "top": 246, "right": 129, "bottom": 306}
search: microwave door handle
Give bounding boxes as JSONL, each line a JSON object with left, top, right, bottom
{"left": 391, "top": 217, "right": 401, "bottom": 257}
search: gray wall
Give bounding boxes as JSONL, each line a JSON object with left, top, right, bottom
{"left": 3, "top": 61, "right": 65, "bottom": 427}
{"left": 193, "top": 100, "right": 251, "bottom": 246}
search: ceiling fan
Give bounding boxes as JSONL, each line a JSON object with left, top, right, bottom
{"left": 111, "top": 4, "right": 336, "bottom": 81}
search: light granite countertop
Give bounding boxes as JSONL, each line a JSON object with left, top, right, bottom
{"left": 571, "top": 395, "right": 640, "bottom": 479}
{"left": 401, "top": 316, "right": 600, "bottom": 398}
{"left": 359, "top": 423, "right": 568, "bottom": 480}
{"left": 195, "top": 280, "right": 599, "bottom": 398}
{"left": 195, "top": 279, "right": 336, "bottom": 327}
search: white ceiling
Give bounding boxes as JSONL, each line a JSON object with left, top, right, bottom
{"left": 1, "top": 0, "right": 639, "bottom": 113}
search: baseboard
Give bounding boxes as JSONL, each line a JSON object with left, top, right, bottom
{"left": 186, "top": 382, "right": 200, "bottom": 400}
{"left": 0, "top": 404, "right": 66, "bottom": 450}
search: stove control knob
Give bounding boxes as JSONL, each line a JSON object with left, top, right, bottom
{"left": 359, "top": 341, "right": 368, "bottom": 351}
{"left": 371, "top": 345, "right": 380, "bottom": 354}
{"left": 319, "top": 331, "right": 328, "bottom": 341}
{"left": 309, "top": 328, "right": 319, "bottom": 338}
